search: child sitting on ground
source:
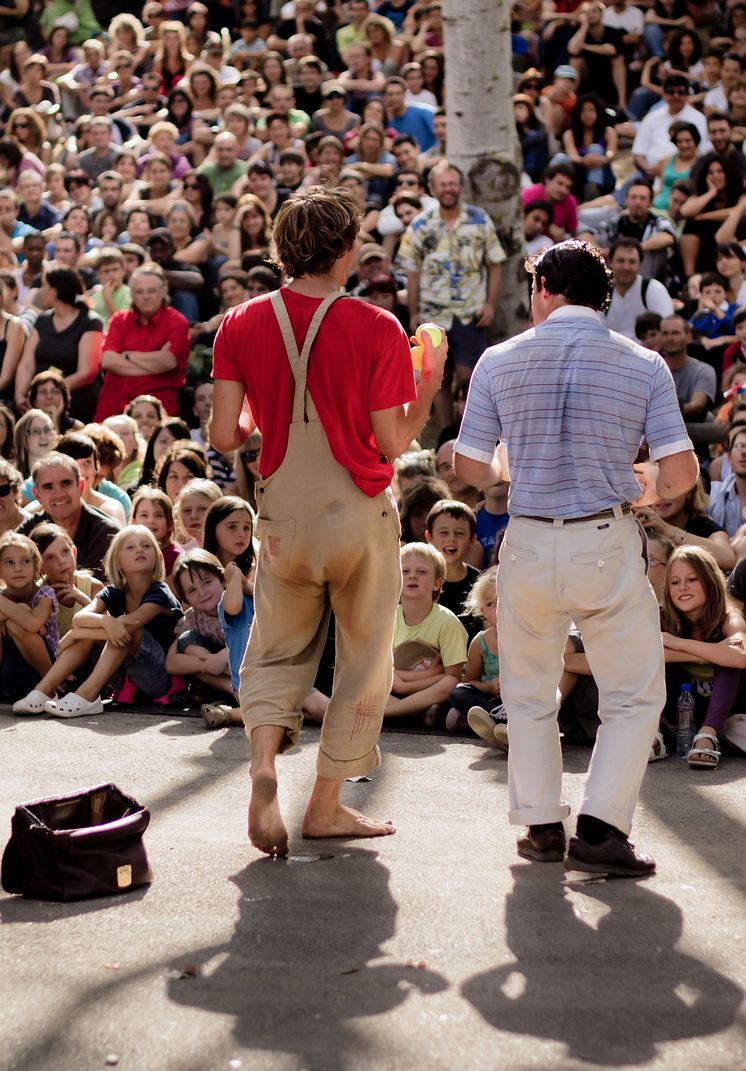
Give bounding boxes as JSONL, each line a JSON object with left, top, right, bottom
{"left": 425, "top": 499, "right": 482, "bottom": 638}
{"left": 446, "top": 566, "right": 507, "bottom": 748}
{"left": 28, "top": 522, "right": 103, "bottom": 638}
{"left": 167, "top": 549, "right": 234, "bottom": 704}
{"left": 656, "top": 545, "right": 746, "bottom": 768}
{"left": 13, "top": 525, "right": 183, "bottom": 716}
{"left": 131, "top": 487, "right": 184, "bottom": 583}
{"left": 689, "top": 272, "right": 739, "bottom": 349}
{"left": 384, "top": 542, "right": 467, "bottom": 724}
{"left": 0, "top": 532, "right": 58, "bottom": 701}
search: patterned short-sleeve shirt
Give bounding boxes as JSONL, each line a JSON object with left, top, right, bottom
{"left": 397, "top": 202, "right": 506, "bottom": 329}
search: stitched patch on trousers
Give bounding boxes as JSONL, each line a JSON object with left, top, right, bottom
{"left": 349, "top": 696, "right": 379, "bottom": 738}
{"left": 256, "top": 518, "right": 296, "bottom": 569}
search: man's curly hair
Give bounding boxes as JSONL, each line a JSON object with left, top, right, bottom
{"left": 272, "top": 186, "right": 361, "bottom": 278}
{"left": 526, "top": 239, "right": 613, "bottom": 312}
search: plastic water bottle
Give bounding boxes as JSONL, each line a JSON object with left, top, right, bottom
{"left": 676, "top": 683, "right": 696, "bottom": 759}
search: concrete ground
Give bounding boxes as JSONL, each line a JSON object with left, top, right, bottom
{"left": 1, "top": 708, "right": 745, "bottom": 1071}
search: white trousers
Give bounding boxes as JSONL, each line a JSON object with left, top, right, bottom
{"left": 497, "top": 511, "right": 664, "bottom": 836}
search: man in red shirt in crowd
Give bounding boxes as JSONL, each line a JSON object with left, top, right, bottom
{"left": 210, "top": 186, "right": 448, "bottom": 857}
{"left": 94, "top": 265, "right": 190, "bottom": 421}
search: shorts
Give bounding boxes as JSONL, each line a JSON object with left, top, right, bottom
{"left": 1, "top": 634, "right": 55, "bottom": 700}
{"left": 175, "top": 629, "right": 224, "bottom": 655}
{"left": 446, "top": 316, "right": 488, "bottom": 373}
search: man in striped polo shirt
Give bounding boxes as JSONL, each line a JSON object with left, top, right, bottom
{"left": 454, "top": 240, "right": 698, "bottom": 877}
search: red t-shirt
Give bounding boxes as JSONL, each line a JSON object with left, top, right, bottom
{"left": 95, "top": 305, "right": 191, "bottom": 421}
{"left": 212, "top": 290, "right": 416, "bottom": 496}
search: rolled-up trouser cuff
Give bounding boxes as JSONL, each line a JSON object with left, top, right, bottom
{"left": 242, "top": 710, "right": 302, "bottom": 754}
{"left": 509, "top": 802, "right": 571, "bottom": 826}
{"left": 316, "top": 743, "right": 382, "bottom": 781}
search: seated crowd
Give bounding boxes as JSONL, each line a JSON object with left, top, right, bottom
{"left": 0, "top": 0, "right": 745, "bottom": 770}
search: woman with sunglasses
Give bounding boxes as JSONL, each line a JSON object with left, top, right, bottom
{"left": 181, "top": 170, "right": 214, "bottom": 233}
{"left": 4, "top": 109, "right": 49, "bottom": 172}
{"left": 233, "top": 431, "right": 261, "bottom": 512}
{"left": 0, "top": 458, "right": 30, "bottom": 533}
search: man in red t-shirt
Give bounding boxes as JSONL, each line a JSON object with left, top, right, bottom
{"left": 211, "top": 186, "right": 448, "bottom": 857}
{"left": 94, "top": 266, "right": 190, "bottom": 421}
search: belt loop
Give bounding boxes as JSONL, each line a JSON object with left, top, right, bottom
{"left": 553, "top": 517, "right": 564, "bottom": 528}
{"left": 612, "top": 504, "right": 624, "bottom": 520}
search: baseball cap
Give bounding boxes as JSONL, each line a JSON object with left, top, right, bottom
{"left": 322, "top": 81, "right": 346, "bottom": 98}
{"left": 358, "top": 243, "right": 387, "bottom": 264}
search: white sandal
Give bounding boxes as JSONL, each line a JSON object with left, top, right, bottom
{"left": 687, "top": 732, "right": 720, "bottom": 769}
{"left": 649, "top": 731, "right": 668, "bottom": 762}
{"left": 12, "top": 689, "right": 52, "bottom": 715}
{"left": 44, "top": 692, "right": 104, "bottom": 718}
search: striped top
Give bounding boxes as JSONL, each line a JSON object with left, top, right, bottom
{"left": 455, "top": 306, "right": 692, "bottom": 518}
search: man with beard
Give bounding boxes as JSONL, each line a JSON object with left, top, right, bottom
{"left": 398, "top": 159, "right": 504, "bottom": 425}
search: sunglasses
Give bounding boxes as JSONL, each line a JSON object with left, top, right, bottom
{"left": 0, "top": 481, "right": 13, "bottom": 497}
{"left": 183, "top": 182, "right": 200, "bottom": 189}
{"left": 666, "top": 87, "right": 688, "bottom": 96}
{"left": 243, "top": 448, "right": 260, "bottom": 462}
{"left": 13, "top": 122, "right": 30, "bottom": 129}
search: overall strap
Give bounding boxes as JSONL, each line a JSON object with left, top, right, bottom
{"left": 269, "top": 288, "right": 345, "bottom": 423}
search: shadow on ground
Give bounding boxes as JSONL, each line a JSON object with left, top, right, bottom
{"left": 461, "top": 864, "right": 744, "bottom": 1066}
{"left": 167, "top": 847, "right": 448, "bottom": 1070}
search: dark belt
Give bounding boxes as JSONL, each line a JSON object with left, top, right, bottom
{"left": 521, "top": 503, "right": 633, "bottom": 525}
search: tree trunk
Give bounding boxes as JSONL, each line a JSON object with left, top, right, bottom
{"left": 442, "top": 0, "right": 529, "bottom": 337}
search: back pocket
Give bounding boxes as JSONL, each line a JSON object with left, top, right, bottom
{"left": 256, "top": 517, "right": 296, "bottom": 570}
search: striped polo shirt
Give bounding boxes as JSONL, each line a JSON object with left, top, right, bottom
{"left": 455, "top": 305, "right": 692, "bottom": 519}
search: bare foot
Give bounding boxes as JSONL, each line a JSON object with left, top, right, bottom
{"left": 248, "top": 766, "right": 288, "bottom": 857}
{"left": 301, "top": 801, "right": 396, "bottom": 840}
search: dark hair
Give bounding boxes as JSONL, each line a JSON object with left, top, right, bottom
{"left": 662, "top": 73, "right": 690, "bottom": 93}
{"left": 203, "top": 494, "right": 255, "bottom": 574}
{"left": 166, "top": 87, "right": 194, "bottom": 127}
{"left": 156, "top": 445, "right": 209, "bottom": 492}
{"left": 543, "top": 161, "right": 575, "bottom": 182}
{"left": 700, "top": 271, "right": 729, "bottom": 290}
{"left": 570, "top": 92, "right": 608, "bottom": 144}
{"left": 635, "top": 311, "right": 662, "bottom": 337}
{"left": 138, "top": 416, "right": 191, "bottom": 487}
{"left": 218, "top": 267, "right": 248, "bottom": 290}
{"left": 56, "top": 431, "right": 98, "bottom": 465}
{"left": 171, "top": 547, "right": 224, "bottom": 602}
{"left": 27, "top": 520, "right": 72, "bottom": 558}
{"left": 668, "top": 28, "right": 703, "bottom": 70}
{"left": 733, "top": 305, "right": 746, "bottom": 328}
{"left": 668, "top": 120, "right": 701, "bottom": 147}
{"left": 181, "top": 170, "right": 213, "bottom": 219}
{"left": 692, "top": 151, "right": 744, "bottom": 205}
{"left": 528, "top": 239, "right": 612, "bottom": 311}
{"left": 28, "top": 369, "right": 72, "bottom": 426}
{"left": 524, "top": 198, "right": 553, "bottom": 221}
{"left": 609, "top": 236, "right": 643, "bottom": 261}
{"left": 398, "top": 475, "right": 450, "bottom": 542}
{"left": 55, "top": 229, "right": 82, "bottom": 252}
{"left": 627, "top": 178, "right": 653, "bottom": 198}
{"left": 0, "top": 139, "right": 22, "bottom": 169}
{"left": 708, "top": 110, "right": 733, "bottom": 127}
{"left": 716, "top": 241, "right": 746, "bottom": 262}
{"left": 272, "top": 187, "right": 360, "bottom": 278}
{"left": 43, "top": 265, "right": 84, "bottom": 306}
{"left": 426, "top": 498, "right": 477, "bottom": 538}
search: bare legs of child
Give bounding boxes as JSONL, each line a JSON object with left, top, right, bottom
{"left": 247, "top": 725, "right": 395, "bottom": 858}
{"left": 383, "top": 674, "right": 460, "bottom": 717}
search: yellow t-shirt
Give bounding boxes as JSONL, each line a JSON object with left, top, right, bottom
{"left": 56, "top": 571, "right": 97, "bottom": 638}
{"left": 393, "top": 603, "right": 468, "bottom": 668}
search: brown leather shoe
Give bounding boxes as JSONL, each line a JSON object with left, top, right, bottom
{"left": 566, "top": 832, "right": 656, "bottom": 877}
{"left": 516, "top": 824, "right": 567, "bottom": 862}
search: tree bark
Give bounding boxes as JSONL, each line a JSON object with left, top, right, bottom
{"left": 442, "top": 0, "right": 529, "bottom": 337}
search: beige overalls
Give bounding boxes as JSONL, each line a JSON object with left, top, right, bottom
{"left": 238, "top": 289, "right": 403, "bottom": 779}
